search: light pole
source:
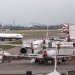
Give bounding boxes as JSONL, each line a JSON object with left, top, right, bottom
{"left": 56, "top": 42, "right": 60, "bottom": 64}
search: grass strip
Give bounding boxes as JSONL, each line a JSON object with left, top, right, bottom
{"left": 8, "top": 40, "right": 22, "bottom": 44}
{"left": 0, "top": 41, "right": 22, "bottom": 50}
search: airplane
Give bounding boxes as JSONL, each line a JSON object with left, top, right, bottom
{"left": 30, "top": 40, "right": 72, "bottom": 64}
{"left": 0, "top": 33, "right": 23, "bottom": 41}
{"left": 0, "top": 39, "right": 54, "bottom": 63}
{"left": 0, "top": 39, "right": 51, "bottom": 55}
{"left": 0, "top": 46, "right": 57, "bottom": 64}
{"left": 0, "top": 42, "right": 55, "bottom": 62}
{"left": 0, "top": 25, "right": 51, "bottom": 55}
{"left": 0, "top": 39, "right": 72, "bottom": 64}
{"left": 0, "top": 27, "right": 73, "bottom": 64}
{"left": 47, "top": 51, "right": 61, "bottom": 75}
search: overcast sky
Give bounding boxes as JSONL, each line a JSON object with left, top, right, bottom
{"left": 0, "top": 0, "right": 75, "bottom": 26}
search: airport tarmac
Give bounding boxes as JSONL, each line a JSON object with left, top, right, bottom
{"left": 0, "top": 39, "right": 75, "bottom": 74}
{"left": 0, "top": 59, "right": 75, "bottom": 74}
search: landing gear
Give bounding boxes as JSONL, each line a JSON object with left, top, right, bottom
{"left": 35, "top": 58, "right": 46, "bottom": 65}
{"left": 9, "top": 38, "right": 12, "bottom": 41}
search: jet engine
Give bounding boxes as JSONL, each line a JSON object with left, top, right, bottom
{"left": 1, "top": 37, "right": 5, "bottom": 41}
{"left": 20, "top": 48, "right": 27, "bottom": 54}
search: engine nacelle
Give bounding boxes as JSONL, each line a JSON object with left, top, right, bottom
{"left": 1, "top": 37, "right": 5, "bottom": 41}
{"left": 20, "top": 48, "right": 27, "bottom": 54}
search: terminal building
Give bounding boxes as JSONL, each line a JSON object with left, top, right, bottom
{"left": 69, "top": 24, "right": 75, "bottom": 36}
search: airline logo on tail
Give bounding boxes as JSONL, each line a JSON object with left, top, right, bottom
{"left": 62, "top": 24, "right": 69, "bottom": 33}
{"left": 41, "top": 39, "right": 47, "bottom": 49}
{"left": 62, "top": 24, "right": 71, "bottom": 42}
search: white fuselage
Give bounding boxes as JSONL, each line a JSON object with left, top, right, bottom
{"left": 42, "top": 50, "right": 56, "bottom": 59}
{"left": 33, "top": 40, "right": 50, "bottom": 48}
{"left": 0, "top": 33, "right": 23, "bottom": 39}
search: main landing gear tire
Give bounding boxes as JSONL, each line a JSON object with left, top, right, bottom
{"left": 9, "top": 38, "right": 12, "bottom": 41}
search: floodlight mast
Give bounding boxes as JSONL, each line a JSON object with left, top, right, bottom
{"left": 56, "top": 41, "right": 61, "bottom": 64}
{"left": 57, "top": 44, "right": 60, "bottom": 55}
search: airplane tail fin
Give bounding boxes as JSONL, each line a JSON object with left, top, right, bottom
{"left": 41, "top": 39, "right": 47, "bottom": 50}
{"left": 62, "top": 24, "right": 71, "bottom": 42}
{"left": 62, "top": 24, "right": 69, "bottom": 33}
{"left": 43, "top": 49, "right": 47, "bottom": 57}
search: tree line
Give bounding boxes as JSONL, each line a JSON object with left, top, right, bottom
{"left": 0, "top": 24, "right": 62, "bottom": 30}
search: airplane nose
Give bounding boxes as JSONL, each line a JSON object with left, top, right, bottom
{"left": 21, "top": 35, "right": 23, "bottom": 38}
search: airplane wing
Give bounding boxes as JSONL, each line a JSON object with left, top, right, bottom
{"left": 51, "top": 54, "right": 72, "bottom": 58}
{"left": 1, "top": 50, "right": 74, "bottom": 64}
{"left": 50, "top": 38, "right": 65, "bottom": 42}
{"left": 57, "top": 55, "right": 71, "bottom": 58}
{"left": 0, "top": 50, "right": 42, "bottom": 58}
{"left": 1, "top": 51, "right": 42, "bottom": 62}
